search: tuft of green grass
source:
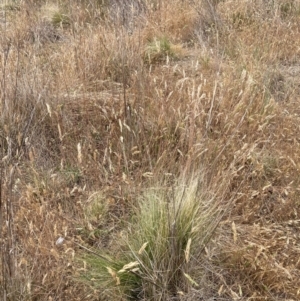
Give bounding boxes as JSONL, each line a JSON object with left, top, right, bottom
{"left": 40, "top": 3, "right": 70, "bottom": 28}
{"left": 51, "top": 11, "right": 70, "bottom": 27}
{"left": 144, "top": 36, "right": 182, "bottom": 64}
{"left": 280, "top": 1, "right": 300, "bottom": 18}
{"left": 0, "top": 3, "right": 20, "bottom": 11}
{"left": 80, "top": 176, "right": 225, "bottom": 300}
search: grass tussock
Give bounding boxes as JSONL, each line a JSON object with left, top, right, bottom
{"left": 1, "top": 0, "right": 300, "bottom": 300}
{"left": 81, "top": 175, "right": 230, "bottom": 300}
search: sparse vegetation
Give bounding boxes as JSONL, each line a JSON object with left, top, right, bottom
{"left": 1, "top": 0, "right": 300, "bottom": 300}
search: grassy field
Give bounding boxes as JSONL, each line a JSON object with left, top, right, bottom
{"left": 1, "top": 0, "right": 300, "bottom": 300}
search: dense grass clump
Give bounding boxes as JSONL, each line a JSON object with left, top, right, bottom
{"left": 81, "top": 176, "right": 227, "bottom": 300}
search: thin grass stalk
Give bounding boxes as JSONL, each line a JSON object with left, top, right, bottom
{"left": 0, "top": 153, "right": 16, "bottom": 300}
{"left": 0, "top": 4, "right": 13, "bottom": 297}
{"left": 0, "top": 139, "right": 6, "bottom": 301}
{"left": 0, "top": 159, "right": 18, "bottom": 300}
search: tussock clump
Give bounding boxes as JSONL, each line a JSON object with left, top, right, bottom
{"left": 80, "top": 175, "right": 231, "bottom": 301}
{"left": 144, "top": 36, "right": 185, "bottom": 64}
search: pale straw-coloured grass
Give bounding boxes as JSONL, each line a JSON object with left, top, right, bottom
{"left": 1, "top": 0, "right": 300, "bottom": 300}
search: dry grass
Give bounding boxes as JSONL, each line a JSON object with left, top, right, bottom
{"left": 1, "top": 0, "right": 300, "bottom": 300}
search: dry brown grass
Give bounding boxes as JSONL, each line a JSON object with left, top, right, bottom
{"left": 1, "top": 0, "right": 300, "bottom": 300}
